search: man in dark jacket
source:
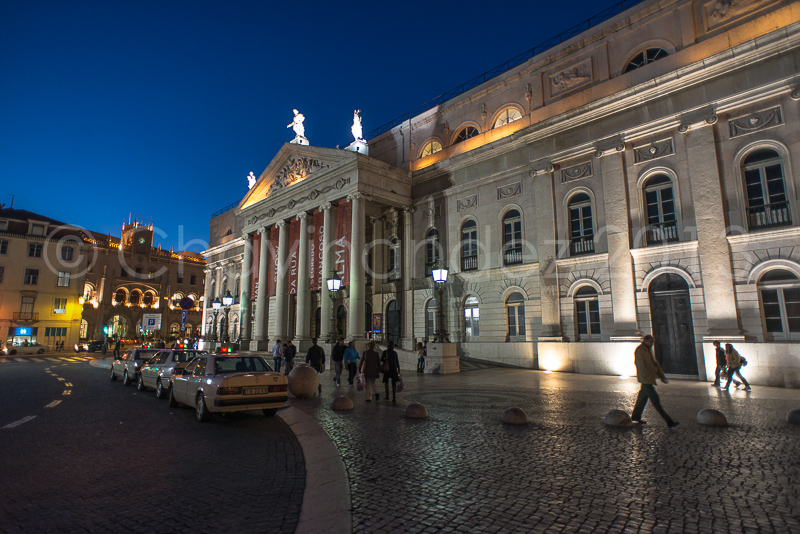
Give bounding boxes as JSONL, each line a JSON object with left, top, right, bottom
{"left": 331, "top": 339, "right": 345, "bottom": 387}
{"left": 284, "top": 340, "right": 296, "bottom": 375}
{"left": 306, "top": 338, "right": 325, "bottom": 395}
{"left": 712, "top": 340, "right": 726, "bottom": 387}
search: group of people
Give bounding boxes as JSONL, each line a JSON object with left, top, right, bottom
{"left": 271, "top": 339, "right": 297, "bottom": 375}
{"left": 711, "top": 340, "right": 751, "bottom": 390}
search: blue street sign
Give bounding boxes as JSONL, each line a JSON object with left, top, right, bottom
{"left": 181, "top": 310, "right": 187, "bottom": 324}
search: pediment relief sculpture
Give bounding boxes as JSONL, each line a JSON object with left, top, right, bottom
{"left": 550, "top": 59, "right": 592, "bottom": 97}
{"left": 728, "top": 107, "right": 783, "bottom": 138}
{"left": 707, "top": 0, "right": 772, "bottom": 26}
{"left": 268, "top": 157, "right": 331, "bottom": 196}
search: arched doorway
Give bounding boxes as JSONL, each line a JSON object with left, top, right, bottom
{"left": 649, "top": 273, "right": 697, "bottom": 375}
{"left": 387, "top": 300, "right": 401, "bottom": 346}
{"left": 110, "top": 315, "right": 130, "bottom": 339}
{"left": 336, "top": 305, "right": 347, "bottom": 340}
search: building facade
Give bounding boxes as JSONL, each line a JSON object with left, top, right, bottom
{"left": 0, "top": 208, "right": 88, "bottom": 351}
{"left": 204, "top": 0, "right": 800, "bottom": 387}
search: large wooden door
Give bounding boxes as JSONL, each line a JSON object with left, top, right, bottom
{"left": 386, "top": 300, "right": 401, "bottom": 345}
{"left": 649, "top": 274, "right": 698, "bottom": 375}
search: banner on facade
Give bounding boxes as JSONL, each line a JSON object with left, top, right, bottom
{"left": 288, "top": 218, "right": 300, "bottom": 294}
{"left": 268, "top": 227, "right": 279, "bottom": 297}
{"left": 310, "top": 210, "right": 324, "bottom": 291}
{"left": 334, "top": 200, "right": 351, "bottom": 286}
{"left": 251, "top": 232, "right": 260, "bottom": 300}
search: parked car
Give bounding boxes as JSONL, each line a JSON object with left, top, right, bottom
{"left": 4, "top": 343, "right": 49, "bottom": 355}
{"left": 138, "top": 350, "right": 208, "bottom": 398}
{"left": 169, "top": 353, "right": 288, "bottom": 422}
{"left": 111, "top": 348, "right": 160, "bottom": 385}
{"left": 74, "top": 340, "right": 104, "bottom": 353}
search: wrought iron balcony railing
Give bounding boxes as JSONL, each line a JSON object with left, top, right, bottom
{"left": 645, "top": 221, "right": 680, "bottom": 246}
{"left": 569, "top": 235, "right": 595, "bottom": 256}
{"left": 461, "top": 254, "right": 478, "bottom": 272}
{"left": 13, "top": 312, "right": 38, "bottom": 323}
{"left": 748, "top": 201, "right": 792, "bottom": 231}
{"left": 503, "top": 247, "right": 523, "bottom": 266}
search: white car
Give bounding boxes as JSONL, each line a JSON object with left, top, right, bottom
{"left": 138, "top": 349, "right": 207, "bottom": 398}
{"left": 4, "top": 343, "right": 49, "bottom": 355}
{"left": 168, "top": 353, "right": 288, "bottom": 422}
{"left": 111, "top": 348, "right": 160, "bottom": 386}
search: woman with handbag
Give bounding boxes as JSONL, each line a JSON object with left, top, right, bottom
{"left": 381, "top": 340, "right": 401, "bottom": 402}
{"left": 724, "top": 343, "right": 751, "bottom": 391}
{"left": 359, "top": 340, "right": 381, "bottom": 401}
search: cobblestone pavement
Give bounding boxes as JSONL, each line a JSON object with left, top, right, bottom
{"left": 293, "top": 368, "right": 800, "bottom": 534}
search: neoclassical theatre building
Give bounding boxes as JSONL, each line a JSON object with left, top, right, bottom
{"left": 204, "top": 0, "right": 800, "bottom": 387}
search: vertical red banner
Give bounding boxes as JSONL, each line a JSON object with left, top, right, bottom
{"left": 288, "top": 219, "right": 300, "bottom": 294}
{"left": 268, "top": 227, "right": 279, "bottom": 297}
{"left": 310, "top": 211, "right": 324, "bottom": 291}
{"left": 250, "top": 233, "right": 260, "bottom": 300}
{"left": 334, "top": 201, "right": 352, "bottom": 286}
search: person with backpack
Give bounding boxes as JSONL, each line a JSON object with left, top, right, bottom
{"left": 724, "top": 343, "right": 751, "bottom": 391}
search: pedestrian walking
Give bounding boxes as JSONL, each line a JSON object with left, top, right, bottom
{"left": 305, "top": 337, "right": 325, "bottom": 395}
{"left": 344, "top": 341, "right": 359, "bottom": 386}
{"left": 360, "top": 340, "right": 381, "bottom": 401}
{"left": 272, "top": 338, "right": 283, "bottom": 373}
{"left": 284, "top": 340, "right": 296, "bottom": 375}
{"left": 416, "top": 342, "right": 425, "bottom": 373}
{"left": 101, "top": 338, "right": 108, "bottom": 358}
{"left": 711, "top": 340, "right": 727, "bottom": 387}
{"left": 630, "top": 335, "right": 679, "bottom": 428}
{"left": 724, "top": 343, "right": 751, "bottom": 391}
{"left": 113, "top": 337, "right": 121, "bottom": 359}
{"left": 332, "top": 339, "right": 345, "bottom": 386}
{"left": 381, "top": 340, "right": 401, "bottom": 402}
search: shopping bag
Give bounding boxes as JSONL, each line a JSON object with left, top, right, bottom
{"left": 396, "top": 373, "right": 405, "bottom": 392}
{"left": 356, "top": 373, "right": 365, "bottom": 391}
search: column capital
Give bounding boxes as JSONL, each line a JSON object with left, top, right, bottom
{"left": 257, "top": 227, "right": 268, "bottom": 235}
{"left": 275, "top": 220, "right": 286, "bottom": 228}
{"left": 295, "top": 212, "right": 308, "bottom": 221}
{"left": 403, "top": 205, "right": 416, "bottom": 214}
{"left": 319, "top": 202, "right": 332, "bottom": 211}
{"left": 347, "top": 192, "right": 362, "bottom": 202}
{"left": 370, "top": 215, "right": 385, "bottom": 224}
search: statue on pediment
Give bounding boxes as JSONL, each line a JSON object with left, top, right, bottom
{"left": 247, "top": 172, "right": 256, "bottom": 190}
{"left": 287, "top": 109, "right": 309, "bottom": 145}
{"left": 351, "top": 109, "right": 363, "bottom": 141}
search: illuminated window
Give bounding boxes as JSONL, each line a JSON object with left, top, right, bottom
{"left": 624, "top": 48, "right": 669, "bottom": 73}
{"left": 461, "top": 220, "right": 478, "bottom": 272}
{"left": 758, "top": 269, "right": 800, "bottom": 336}
{"left": 493, "top": 107, "right": 522, "bottom": 128}
{"left": 143, "top": 292, "right": 154, "bottom": 306}
{"left": 24, "top": 268, "right": 39, "bottom": 285}
{"left": 114, "top": 289, "right": 127, "bottom": 304}
{"left": 28, "top": 243, "right": 42, "bottom": 258}
{"left": 130, "top": 290, "right": 142, "bottom": 305}
{"left": 54, "top": 298, "right": 67, "bottom": 314}
{"left": 575, "top": 286, "right": 601, "bottom": 339}
{"left": 454, "top": 126, "right": 479, "bottom": 144}
{"left": 644, "top": 175, "right": 679, "bottom": 245}
{"left": 502, "top": 209, "right": 523, "bottom": 266}
{"left": 424, "top": 228, "right": 440, "bottom": 276}
{"left": 506, "top": 292, "right": 526, "bottom": 340}
{"left": 80, "top": 319, "right": 88, "bottom": 338}
{"left": 420, "top": 141, "right": 442, "bottom": 158}
{"left": 83, "top": 283, "right": 93, "bottom": 300}
{"left": 743, "top": 149, "right": 791, "bottom": 231}
{"left": 568, "top": 193, "right": 594, "bottom": 256}
{"left": 426, "top": 299, "right": 437, "bottom": 339}
{"left": 464, "top": 296, "right": 480, "bottom": 339}
{"left": 57, "top": 271, "right": 70, "bottom": 287}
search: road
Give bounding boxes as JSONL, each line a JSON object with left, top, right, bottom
{"left": 0, "top": 356, "right": 305, "bottom": 533}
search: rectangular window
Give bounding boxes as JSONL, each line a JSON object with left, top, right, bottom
{"left": 30, "top": 223, "right": 45, "bottom": 236}
{"left": 24, "top": 268, "right": 39, "bottom": 285}
{"left": 57, "top": 271, "right": 70, "bottom": 287}
{"left": 0, "top": 266, "right": 3, "bottom": 283}
{"left": 0, "top": 239, "right": 7, "bottom": 254}
{"left": 190, "top": 274, "right": 197, "bottom": 285}
{"left": 61, "top": 246, "right": 74, "bottom": 261}
{"left": 761, "top": 289, "right": 783, "bottom": 332}
{"left": 28, "top": 243, "right": 42, "bottom": 257}
{"left": 464, "top": 308, "right": 480, "bottom": 338}
{"left": 576, "top": 300, "right": 601, "bottom": 336}
{"left": 54, "top": 298, "right": 67, "bottom": 314}
{"left": 20, "top": 296, "right": 35, "bottom": 314}
{"left": 0, "top": 220, "right": 7, "bottom": 231}
{"left": 785, "top": 288, "right": 800, "bottom": 332}
{"left": 120, "top": 268, "right": 127, "bottom": 277}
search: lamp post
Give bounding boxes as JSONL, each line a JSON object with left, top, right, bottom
{"left": 221, "top": 290, "right": 234, "bottom": 343}
{"left": 211, "top": 296, "right": 221, "bottom": 342}
{"left": 431, "top": 262, "right": 449, "bottom": 342}
{"left": 326, "top": 270, "right": 342, "bottom": 342}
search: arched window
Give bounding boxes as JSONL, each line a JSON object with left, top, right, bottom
{"left": 454, "top": 126, "right": 479, "bottom": 144}
{"left": 758, "top": 269, "right": 800, "bottom": 335}
{"left": 461, "top": 220, "right": 478, "bottom": 271}
{"left": 506, "top": 292, "right": 526, "bottom": 340}
{"left": 643, "top": 174, "right": 678, "bottom": 245}
{"left": 420, "top": 140, "right": 442, "bottom": 158}
{"left": 129, "top": 290, "right": 142, "bottom": 305}
{"left": 464, "top": 296, "right": 480, "bottom": 340}
{"left": 425, "top": 299, "right": 438, "bottom": 340}
{"left": 83, "top": 283, "right": 94, "bottom": 301}
{"left": 79, "top": 319, "right": 88, "bottom": 339}
{"left": 502, "top": 209, "right": 523, "bottom": 266}
{"left": 574, "top": 286, "right": 601, "bottom": 339}
{"left": 425, "top": 228, "right": 440, "bottom": 276}
{"left": 221, "top": 277, "right": 228, "bottom": 299}
{"left": 234, "top": 277, "right": 241, "bottom": 303}
{"left": 143, "top": 291, "right": 154, "bottom": 306}
{"left": 223, "top": 227, "right": 233, "bottom": 236}
{"left": 114, "top": 289, "right": 127, "bottom": 304}
{"left": 743, "top": 149, "right": 792, "bottom": 230}
{"left": 624, "top": 48, "right": 669, "bottom": 73}
{"left": 493, "top": 107, "right": 522, "bottom": 128}
{"left": 169, "top": 323, "right": 180, "bottom": 338}
{"left": 208, "top": 280, "right": 216, "bottom": 307}
{"left": 388, "top": 237, "right": 401, "bottom": 280}
{"left": 568, "top": 193, "right": 594, "bottom": 256}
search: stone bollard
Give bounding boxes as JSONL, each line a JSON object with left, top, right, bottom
{"left": 697, "top": 408, "right": 728, "bottom": 426}
{"left": 786, "top": 409, "right": 800, "bottom": 425}
{"left": 288, "top": 364, "right": 319, "bottom": 399}
{"left": 332, "top": 396, "right": 354, "bottom": 411}
{"left": 604, "top": 409, "right": 634, "bottom": 427}
{"left": 502, "top": 407, "right": 530, "bottom": 425}
{"left": 404, "top": 402, "right": 429, "bottom": 419}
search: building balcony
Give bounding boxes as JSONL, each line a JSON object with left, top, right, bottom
{"left": 569, "top": 235, "right": 595, "bottom": 256}
{"left": 645, "top": 221, "right": 680, "bottom": 246}
{"left": 13, "top": 312, "right": 39, "bottom": 323}
{"left": 748, "top": 201, "right": 792, "bottom": 231}
{"left": 503, "top": 247, "right": 523, "bottom": 266}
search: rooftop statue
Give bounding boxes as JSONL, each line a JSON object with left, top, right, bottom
{"left": 351, "top": 109, "right": 363, "bottom": 141}
{"left": 287, "top": 109, "right": 308, "bottom": 145}
{"left": 247, "top": 171, "right": 256, "bottom": 190}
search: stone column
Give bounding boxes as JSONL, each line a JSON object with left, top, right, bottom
{"left": 273, "top": 220, "right": 289, "bottom": 342}
{"left": 253, "top": 227, "right": 270, "bottom": 345}
{"left": 319, "top": 203, "right": 334, "bottom": 342}
{"left": 295, "top": 213, "right": 310, "bottom": 343}
{"left": 598, "top": 152, "right": 639, "bottom": 337}
{"left": 370, "top": 215, "right": 385, "bottom": 295}
{"left": 348, "top": 193, "right": 366, "bottom": 342}
{"left": 239, "top": 233, "right": 253, "bottom": 342}
{"left": 685, "top": 125, "right": 741, "bottom": 336}
{"left": 532, "top": 171, "right": 563, "bottom": 339}
{"left": 402, "top": 206, "right": 416, "bottom": 347}
{"left": 202, "top": 267, "right": 213, "bottom": 338}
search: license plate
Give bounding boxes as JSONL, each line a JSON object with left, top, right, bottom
{"left": 243, "top": 387, "right": 269, "bottom": 395}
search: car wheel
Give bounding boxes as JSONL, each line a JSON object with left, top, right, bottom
{"left": 263, "top": 409, "right": 277, "bottom": 417}
{"left": 9, "top": 349, "right": 17, "bottom": 356}
{"left": 196, "top": 394, "right": 210, "bottom": 422}
{"left": 110, "top": 368, "right": 117, "bottom": 381}
{"left": 37, "top": 349, "right": 45, "bottom": 354}
{"left": 168, "top": 386, "right": 178, "bottom": 408}
{"left": 156, "top": 380, "right": 165, "bottom": 399}
{"left": 137, "top": 375, "right": 146, "bottom": 392}
{"left": 123, "top": 370, "right": 132, "bottom": 386}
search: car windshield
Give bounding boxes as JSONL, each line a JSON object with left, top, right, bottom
{"left": 214, "top": 356, "right": 273, "bottom": 374}
{"left": 173, "top": 351, "right": 205, "bottom": 363}
{"left": 135, "top": 351, "right": 159, "bottom": 360}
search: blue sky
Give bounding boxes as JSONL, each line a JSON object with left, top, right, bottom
{"left": 1, "top": 0, "right": 617, "bottom": 252}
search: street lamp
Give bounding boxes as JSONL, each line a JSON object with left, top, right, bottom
{"left": 431, "top": 262, "right": 449, "bottom": 342}
{"left": 326, "top": 270, "right": 342, "bottom": 341}
{"left": 221, "top": 290, "right": 234, "bottom": 343}
{"left": 211, "top": 296, "right": 221, "bottom": 342}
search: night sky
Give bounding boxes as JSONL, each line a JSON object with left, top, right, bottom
{"left": 2, "top": 0, "right": 612, "bottom": 253}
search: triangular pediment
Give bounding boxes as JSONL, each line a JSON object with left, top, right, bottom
{"left": 239, "top": 143, "right": 356, "bottom": 212}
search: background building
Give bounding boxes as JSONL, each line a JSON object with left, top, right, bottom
{"left": 205, "top": 0, "right": 800, "bottom": 387}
